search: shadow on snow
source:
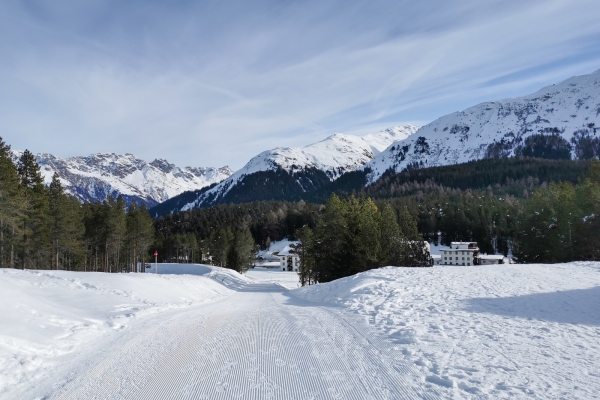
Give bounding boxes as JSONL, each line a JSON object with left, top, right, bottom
{"left": 462, "top": 286, "right": 600, "bottom": 326}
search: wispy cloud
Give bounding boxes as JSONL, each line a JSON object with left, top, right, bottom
{"left": 1, "top": 0, "right": 599, "bottom": 169}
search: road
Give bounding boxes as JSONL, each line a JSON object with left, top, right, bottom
{"left": 51, "top": 281, "right": 437, "bottom": 400}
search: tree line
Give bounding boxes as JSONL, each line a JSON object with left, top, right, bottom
{"left": 5, "top": 127, "right": 597, "bottom": 273}
{"left": 155, "top": 159, "right": 600, "bottom": 266}
{"left": 512, "top": 159, "right": 600, "bottom": 262}
{"left": 0, "top": 137, "right": 154, "bottom": 271}
{"left": 293, "top": 194, "right": 431, "bottom": 285}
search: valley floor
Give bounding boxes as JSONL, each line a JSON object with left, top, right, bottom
{"left": 1, "top": 262, "right": 599, "bottom": 399}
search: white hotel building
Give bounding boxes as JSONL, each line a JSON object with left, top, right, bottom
{"left": 440, "top": 242, "right": 479, "bottom": 266}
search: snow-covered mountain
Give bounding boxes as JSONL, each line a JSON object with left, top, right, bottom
{"left": 364, "top": 69, "right": 600, "bottom": 183}
{"left": 225, "top": 125, "right": 418, "bottom": 180}
{"left": 177, "top": 125, "right": 419, "bottom": 211}
{"left": 11, "top": 151, "right": 233, "bottom": 207}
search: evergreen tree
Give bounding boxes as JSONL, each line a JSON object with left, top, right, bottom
{"left": 0, "top": 137, "right": 23, "bottom": 267}
{"left": 48, "top": 173, "right": 84, "bottom": 270}
{"left": 378, "top": 203, "right": 403, "bottom": 266}
{"left": 311, "top": 194, "right": 348, "bottom": 282}
{"left": 346, "top": 195, "right": 381, "bottom": 275}
{"left": 18, "top": 150, "right": 50, "bottom": 269}
{"left": 209, "top": 228, "right": 232, "bottom": 267}
{"left": 105, "top": 196, "right": 127, "bottom": 272}
{"left": 294, "top": 226, "right": 315, "bottom": 286}
{"left": 126, "top": 202, "right": 155, "bottom": 272}
{"left": 226, "top": 228, "right": 255, "bottom": 274}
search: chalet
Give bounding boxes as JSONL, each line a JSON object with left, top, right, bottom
{"left": 278, "top": 246, "right": 300, "bottom": 272}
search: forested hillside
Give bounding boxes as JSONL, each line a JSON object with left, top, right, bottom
{"left": 0, "top": 137, "right": 154, "bottom": 271}
{"left": 152, "top": 157, "right": 591, "bottom": 215}
{"left": 2, "top": 126, "right": 598, "bottom": 273}
{"left": 154, "top": 159, "right": 600, "bottom": 262}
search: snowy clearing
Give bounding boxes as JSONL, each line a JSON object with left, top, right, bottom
{"left": 1, "top": 262, "right": 599, "bottom": 399}
{"left": 294, "top": 262, "right": 600, "bottom": 399}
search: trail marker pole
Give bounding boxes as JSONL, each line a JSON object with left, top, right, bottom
{"left": 154, "top": 251, "right": 158, "bottom": 274}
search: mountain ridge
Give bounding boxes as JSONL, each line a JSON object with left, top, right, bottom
{"left": 11, "top": 151, "right": 233, "bottom": 207}
{"left": 363, "top": 69, "right": 600, "bottom": 182}
{"left": 176, "top": 125, "right": 419, "bottom": 212}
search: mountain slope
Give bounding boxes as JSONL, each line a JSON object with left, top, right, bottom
{"left": 168, "top": 125, "right": 418, "bottom": 212}
{"left": 12, "top": 152, "right": 233, "bottom": 207}
{"left": 364, "top": 69, "right": 600, "bottom": 182}
{"left": 226, "top": 125, "right": 418, "bottom": 181}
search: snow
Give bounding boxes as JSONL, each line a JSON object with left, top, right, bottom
{"left": 3, "top": 262, "right": 599, "bottom": 399}
{"left": 278, "top": 245, "right": 297, "bottom": 257}
{"left": 182, "top": 125, "right": 419, "bottom": 209}
{"left": 293, "top": 262, "right": 600, "bottom": 399}
{"left": 10, "top": 151, "right": 233, "bottom": 206}
{"left": 266, "top": 239, "right": 298, "bottom": 253}
{"left": 255, "top": 239, "right": 299, "bottom": 267}
{"left": 364, "top": 69, "right": 600, "bottom": 182}
{"left": 0, "top": 266, "right": 236, "bottom": 397}
{"left": 246, "top": 267, "right": 301, "bottom": 289}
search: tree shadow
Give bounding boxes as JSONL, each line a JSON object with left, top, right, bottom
{"left": 462, "top": 286, "right": 600, "bottom": 326}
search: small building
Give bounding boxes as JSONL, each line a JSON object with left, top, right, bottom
{"left": 478, "top": 254, "right": 505, "bottom": 265}
{"left": 440, "top": 242, "right": 479, "bottom": 266}
{"left": 432, "top": 254, "right": 442, "bottom": 265}
{"left": 278, "top": 246, "right": 300, "bottom": 272}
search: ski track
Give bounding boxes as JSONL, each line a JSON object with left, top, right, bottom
{"left": 51, "top": 283, "right": 432, "bottom": 400}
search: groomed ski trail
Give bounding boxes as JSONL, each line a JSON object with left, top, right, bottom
{"left": 50, "top": 282, "right": 436, "bottom": 400}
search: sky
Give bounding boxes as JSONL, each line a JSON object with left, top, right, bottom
{"left": 1, "top": 0, "right": 600, "bottom": 170}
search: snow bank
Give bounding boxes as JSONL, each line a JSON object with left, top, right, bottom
{"left": 146, "top": 263, "right": 301, "bottom": 289}
{"left": 144, "top": 263, "right": 251, "bottom": 290}
{"left": 0, "top": 265, "right": 240, "bottom": 396}
{"left": 292, "top": 263, "right": 600, "bottom": 399}
{"left": 246, "top": 267, "right": 300, "bottom": 289}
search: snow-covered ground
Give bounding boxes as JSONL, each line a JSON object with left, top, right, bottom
{"left": 2, "top": 262, "right": 599, "bottom": 399}
{"left": 246, "top": 267, "right": 300, "bottom": 289}
{"left": 0, "top": 266, "right": 241, "bottom": 398}
{"left": 294, "top": 262, "right": 600, "bottom": 399}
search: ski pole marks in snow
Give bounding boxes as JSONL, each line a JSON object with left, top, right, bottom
{"left": 52, "top": 283, "right": 431, "bottom": 399}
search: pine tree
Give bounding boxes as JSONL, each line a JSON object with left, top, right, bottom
{"left": 126, "top": 202, "right": 155, "bottom": 272}
{"left": 226, "top": 228, "right": 255, "bottom": 274}
{"left": 18, "top": 150, "right": 50, "bottom": 269}
{"left": 312, "top": 194, "right": 348, "bottom": 282}
{"left": 209, "top": 228, "right": 232, "bottom": 267}
{"left": 48, "top": 173, "right": 84, "bottom": 270}
{"left": 346, "top": 195, "right": 381, "bottom": 275}
{"left": 379, "top": 203, "right": 403, "bottom": 266}
{"left": 105, "top": 196, "right": 127, "bottom": 272}
{"left": 0, "top": 138, "right": 23, "bottom": 267}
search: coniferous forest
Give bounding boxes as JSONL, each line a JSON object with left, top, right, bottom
{"left": 0, "top": 137, "right": 154, "bottom": 272}
{"left": 2, "top": 131, "right": 599, "bottom": 279}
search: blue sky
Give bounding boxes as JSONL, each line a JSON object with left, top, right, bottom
{"left": 1, "top": 0, "right": 600, "bottom": 170}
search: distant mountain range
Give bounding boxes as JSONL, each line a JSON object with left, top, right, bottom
{"left": 15, "top": 69, "right": 600, "bottom": 214}
{"left": 10, "top": 151, "right": 233, "bottom": 208}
